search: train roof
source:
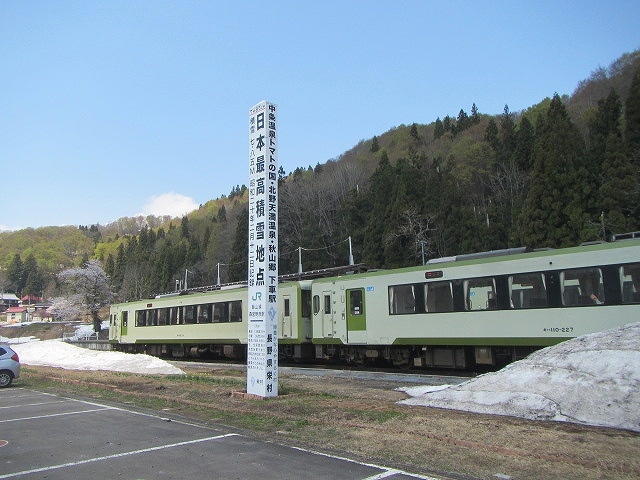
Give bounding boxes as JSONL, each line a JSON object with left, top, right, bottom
{"left": 311, "top": 236, "right": 640, "bottom": 283}
{"left": 143, "top": 264, "right": 370, "bottom": 300}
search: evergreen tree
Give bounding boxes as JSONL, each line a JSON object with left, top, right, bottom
{"left": 623, "top": 68, "right": 640, "bottom": 224}
{"left": 433, "top": 117, "right": 445, "bottom": 139}
{"left": 410, "top": 123, "right": 420, "bottom": 141}
{"left": 217, "top": 205, "right": 227, "bottom": 223}
{"left": 442, "top": 115, "right": 453, "bottom": 133}
{"left": 457, "top": 109, "right": 469, "bottom": 132}
{"left": 229, "top": 206, "right": 248, "bottom": 282}
{"left": 24, "top": 268, "right": 45, "bottom": 298}
{"left": 104, "top": 254, "right": 115, "bottom": 280}
{"left": 112, "top": 242, "right": 126, "bottom": 289}
{"left": 152, "top": 242, "right": 175, "bottom": 293}
{"left": 513, "top": 116, "right": 535, "bottom": 171}
{"left": 202, "top": 226, "right": 212, "bottom": 254}
{"left": 599, "top": 132, "right": 637, "bottom": 235}
{"left": 625, "top": 68, "right": 640, "bottom": 163}
{"left": 588, "top": 89, "right": 621, "bottom": 167}
{"left": 181, "top": 215, "right": 190, "bottom": 239}
{"left": 362, "top": 152, "right": 396, "bottom": 266}
{"left": 337, "top": 187, "right": 369, "bottom": 268}
{"left": 383, "top": 158, "right": 427, "bottom": 266}
{"left": 484, "top": 118, "right": 500, "bottom": 151}
{"left": 518, "top": 94, "right": 589, "bottom": 247}
{"left": 88, "top": 224, "right": 102, "bottom": 243}
{"left": 499, "top": 105, "right": 516, "bottom": 156}
{"left": 470, "top": 103, "right": 480, "bottom": 124}
{"left": 23, "top": 253, "right": 38, "bottom": 282}
{"left": 370, "top": 135, "right": 379, "bottom": 153}
{"left": 22, "top": 254, "right": 44, "bottom": 297}
{"left": 7, "top": 254, "right": 24, "bottom": 294}
{"left": 435, "top": 167, "right": 483, "bottom": 255}
{"left": 588, "top": 88, "right": 627, "bottom": 230}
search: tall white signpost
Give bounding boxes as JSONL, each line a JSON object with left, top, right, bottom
{"left": 247, "top": 101, "right": 279, "bottom": 398}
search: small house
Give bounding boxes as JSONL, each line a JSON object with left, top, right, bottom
{"left": 4, "top": 306, "right": 27, "bottom": 324}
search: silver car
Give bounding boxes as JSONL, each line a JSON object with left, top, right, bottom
{"left": 0, "top": 345, "right": 21, "bottom": 387}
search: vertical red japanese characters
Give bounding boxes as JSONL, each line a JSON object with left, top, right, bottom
{"left": 247, "top": 101, "right": 279, "bottom": 397}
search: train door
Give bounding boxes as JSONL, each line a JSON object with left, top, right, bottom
{"left": 321, "top": 290, "right": 334, "bottom": 337}
{"left": 109, "top": 313, "right": 119, "bottom": 341}
{"left": 346, "top": 288, "right": 366, "bottom": 343}
{"left": 281, "top": 294, "right": 293, "bottom": 338}
{"left": 121, "top": 311, "right": 128, "bottom": 337}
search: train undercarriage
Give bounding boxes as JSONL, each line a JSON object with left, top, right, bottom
{"left": 114, "top": 342, "right": 538, "bottom": 370}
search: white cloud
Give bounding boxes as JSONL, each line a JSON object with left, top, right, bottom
{"left": 0, "top": 224, "right": 23, "bottom": 232}
{"left": 138, "top": 193, "right": 200, "bottom": 218}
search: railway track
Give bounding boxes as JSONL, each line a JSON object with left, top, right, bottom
{"left": 170, "top": 359, "right": 470, "bottom": 386}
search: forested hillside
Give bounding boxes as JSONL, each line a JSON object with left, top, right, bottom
{"left": 2, "top": 50, "right": 640, "bottom": 302}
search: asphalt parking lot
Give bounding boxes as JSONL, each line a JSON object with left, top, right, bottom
{"left": 0, "top": 388, "right": 437, "bottom": 480}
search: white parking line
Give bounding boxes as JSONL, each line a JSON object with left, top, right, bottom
{"left": 1, "top": 389, "right": 226, "bottom": 430}
{"left": 290, "top": 445, "right": 441, "bottom": 480}
{"left": 0, "top": 407, "right": 113, "bottom": 423}
{"left": 0, "top": 433, "right": 239, "bottom": 479}
{"left": 0, "top": 400, "right": 70, "bottom": 410}
{"left": 362, "top": 469, "right": 404, "bottom": 479}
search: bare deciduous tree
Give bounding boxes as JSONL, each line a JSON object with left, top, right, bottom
{"left": 385, "top": 207, "right": 436, "bottom": 264}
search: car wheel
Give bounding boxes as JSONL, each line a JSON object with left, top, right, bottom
{"left": 0, "top": 371, "right": 13, "bottom": 388}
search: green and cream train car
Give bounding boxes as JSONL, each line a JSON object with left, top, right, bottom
{"left": 110, "top": 236, "right": 640, "bottom": 369}
{"left": 310, "top": 237, "right": 640, "bottom": 368}
{"left": 109, "top": 281, "right": 313, "bottom": 360}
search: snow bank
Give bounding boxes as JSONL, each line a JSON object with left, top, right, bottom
{"left": 399, "top": 322, "right": 640, "bottom": 432}
{"left": 11, "top": 339, "right": 185, "bottom": 375}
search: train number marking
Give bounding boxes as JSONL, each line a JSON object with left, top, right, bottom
{"left": 543, "top": 327, "right": 574, "bottom": 333}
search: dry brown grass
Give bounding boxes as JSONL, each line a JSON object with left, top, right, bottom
{"left": 18, "top": 364, "right": 640, "bottom": 480}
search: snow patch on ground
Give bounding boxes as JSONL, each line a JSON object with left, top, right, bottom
{"left": 398, "top": 322, "right": 640, "bottom": 432}
{"left": 11, "top": 339, "right": 184, "bottom": 375}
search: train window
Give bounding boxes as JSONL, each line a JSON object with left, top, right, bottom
{"left": 136, "top": 310, "right": 146, "bottom": 326}
{"left": 229, "top": 301, "right": 242, "bottom": 322}
{"left": 122, "top": 311, "right": 128, "bottom": 327}
{"left": 184, "top": 305, "right": 196, "bottom": 324}
{"left": 561, "top": 268, "right": 604, "bottom": 306}
{"left": 169, "top": 307, "right": 179, "bottom": 325}
{"left": 283, "top": 298, "right": 290, "bottom": 317}
{"left": 349, "top": 289, "right": 363, "bottom": 316}
{"left": 324, "top": 295, "right": 331, "bottom": 315}
{"left": 313, "top": 295, "right": 320, "bottom": 315}
{"left": 389, "top": 284, "right": 419, "bottom": 314}
{"left": 198, "top": 304, "right": 213, "bottom": 323}
{"left": 425, "top": 281, "right": 454, "bottom": 313}
{"left": 510, "top": 273, "right": 547, "bottom": 308}
{"left": 147, "top": 309, "right": 158, "bottom": 326}
{"left": 464, "top": 277, "right": 497, "bottom": 310}
{"left": 157, "top": 308, "right": 167, "bottom": 326}
{"left": 213, "top": 303, "right": 228, "bottom": 322}
{"left": 621, "top": 263, "right": 640, "bottom": 303}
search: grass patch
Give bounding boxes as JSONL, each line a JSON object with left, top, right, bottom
{"left": 166, "top": 373, "right": 244, "bottom": 387}
{"left": 347, "top": 409, "right": 408, "bottom": 423}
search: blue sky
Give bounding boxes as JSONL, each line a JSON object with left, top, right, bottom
{"left": 1, "top": 1, "right": 638, "bottom": 231}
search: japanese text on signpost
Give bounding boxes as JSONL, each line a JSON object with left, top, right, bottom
{"left": 247, "top": 101, "right": 278, "bottom": 397}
